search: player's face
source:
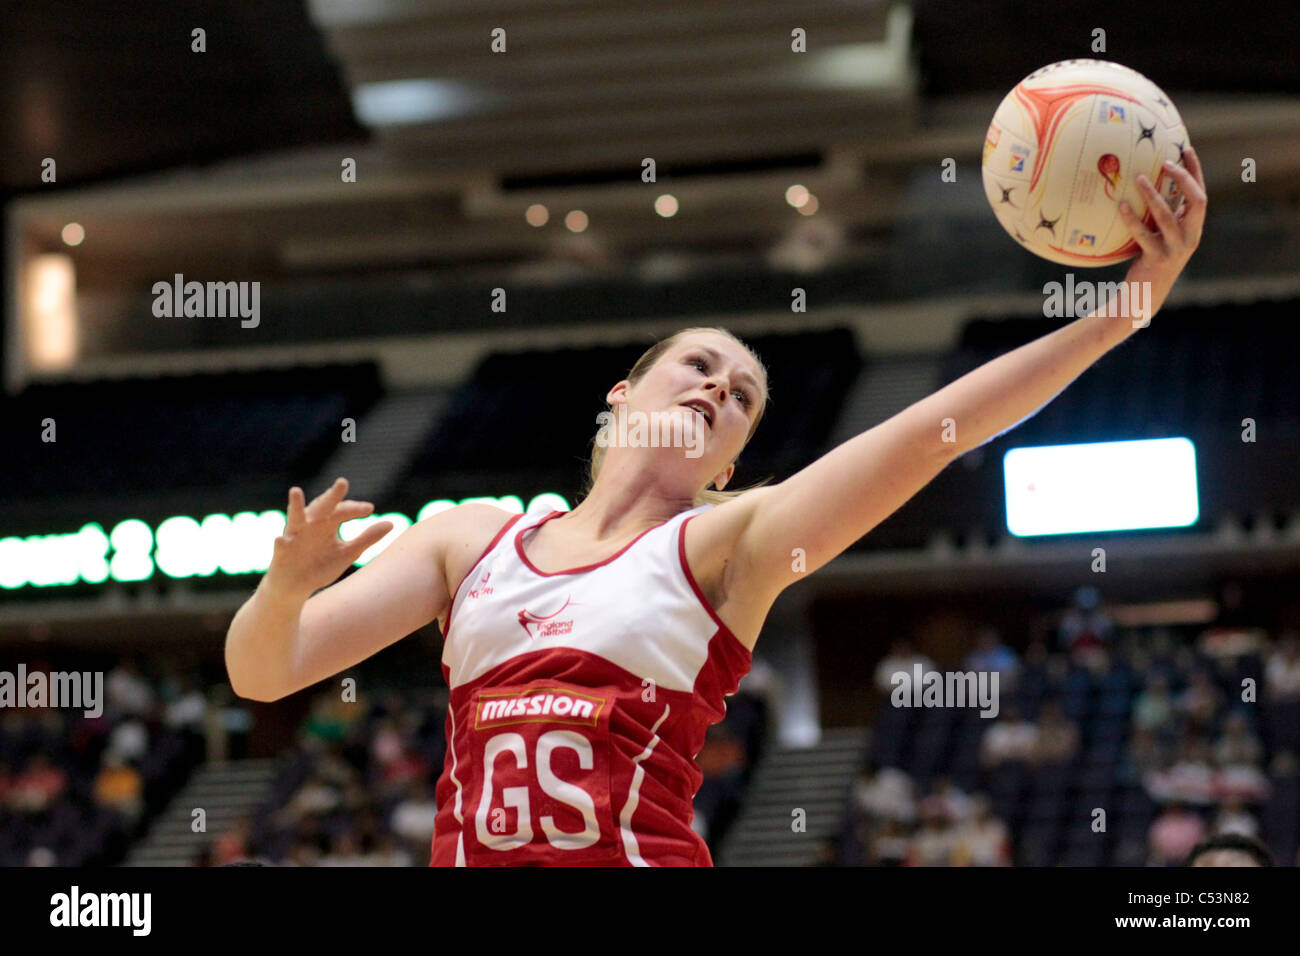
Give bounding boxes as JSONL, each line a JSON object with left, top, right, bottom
{"left": 652, "top": 333, "right": 763, "bottom": 475}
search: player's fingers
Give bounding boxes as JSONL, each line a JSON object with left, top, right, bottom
{"left": 285, "top": 487, "right": 307, "bottom": 534}
{"left": 306, "top": 477, "right": 349, "bottom": 521}
{"left": 1163, "top": 170, "right": 1191, "bottom": 231}
{"left": 1138, "top": 174, "right": 1182, "bottom": 250}
{"left": 1172, "top": 149, "right": 1208, "bottom": 247}
{"left": 1164, "top": 158, "right": 1206, "bottom": 206}
{"left": 1181, "top": 144, "right": 1207, "bottom": 195}
{"left": 332, "top": 500, "right": 377, "bottom": 524}
{"left": 1118, "top": 200, "right": 1162, "bottom": 259}
{"left": 342, "top": 521, "right": 394, "bottom": 563}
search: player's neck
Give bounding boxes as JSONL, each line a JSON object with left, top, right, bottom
{"left": 565, "top": 467, "right": 695, "bottom": 542}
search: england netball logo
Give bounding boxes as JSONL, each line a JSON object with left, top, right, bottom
{"left": 517, "top": 596, "right": 577, "bottom": 639}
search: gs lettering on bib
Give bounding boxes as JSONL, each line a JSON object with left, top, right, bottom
{"left": 463, "top": 681, "right": 623, "bottom": 865}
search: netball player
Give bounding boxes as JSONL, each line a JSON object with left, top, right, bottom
{"left": 226, "top": 151, "right": 1206, "bottom": 866}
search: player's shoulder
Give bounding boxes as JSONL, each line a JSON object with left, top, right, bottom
{"left": 423, "top": 504, "right": 529, "bottom": 612}
{"left": 418, "top": 501, "right": 522, "bottom": 545}
{"left": 448, "top": 500, "right": 524, "bottom": 526}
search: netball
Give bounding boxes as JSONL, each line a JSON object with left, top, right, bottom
{"left": 982, "top": 59, "right": 1191, "bottom": 266}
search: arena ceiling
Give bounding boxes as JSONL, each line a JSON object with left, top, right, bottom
{"left": 3, "top": 0, "right": 1299, "bottom": 292}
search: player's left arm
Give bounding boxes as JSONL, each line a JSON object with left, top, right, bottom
{"left": 730, "top": 148, "right": 1207, "bottom": 596}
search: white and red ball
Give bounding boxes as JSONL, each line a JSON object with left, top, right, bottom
{"left": 981, "top": 59, "right": 1190, "bottom": 267}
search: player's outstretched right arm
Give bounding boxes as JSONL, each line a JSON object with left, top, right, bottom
{"left": 225, "top": 477, "right": 442, "bottom": 703}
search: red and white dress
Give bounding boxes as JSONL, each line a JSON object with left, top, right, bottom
{"left": 430, "top": 505, "right": 752, "bottom": 866}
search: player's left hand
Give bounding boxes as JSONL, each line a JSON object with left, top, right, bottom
{"left": 1119, "top": 144, "right": 1208, "bottom": 320}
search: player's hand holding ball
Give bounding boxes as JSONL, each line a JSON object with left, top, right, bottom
{"left": 1119, "top": 145, "right": 1207, "bottom": 318}
{"left": 981, "top": 59, "right": 1209, "bottom": 323}
{"left": 265, "top": 477, "right": 394, "bottom": 602}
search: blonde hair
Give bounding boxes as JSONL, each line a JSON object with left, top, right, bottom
{"left": 581, "top": 327, "right": 772, "bottom": 508}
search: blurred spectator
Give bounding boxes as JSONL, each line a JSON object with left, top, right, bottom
{"left": 157, "top": 662, "right": 186, "bottom": 704}
{"left": 875, "top": 640, "right": 935, "bottom": 695}
{"left": 287, "top": 840, "right": 322, "bottom": 867}
{"left": 368, "top": 833, "right": 414, "bottom": 867}
{"left": 1058, "top": 586, "right": 1115, "bottom": 668}
{"left": 26, "top": 847, "right": 58, "bottom": 867}
{"left": 375, "top": 745, "right": 431, "bottom": 796}
{"left": 1214, "top": 761, "right": 1271, "bottom": 804}
{"left": 1212, "top": 798, "right": 1260, "bottom": 838}
{"left": 319, "top": 832, "right": 368, "bottom": 867}
{"left": 106, "top": 659, "right": 156, "bottom": 719}
{"left": 313, "top": 740, "right": 362, "bottom": 789}
{"left": 1127, "top": 727, "right": 1172, "bottom": 781}
{"left": 370, "top": 719, "right": 403, "bottom": 769}
{"left": 214, "top": 817, "right": 253, "bottom": 865}
{"left": 106, "top": 716, "right": 150, "bottom": 764}
{"left": 91, "top": 753, "right": 144, "bottom": 825}
{"left": 163, "top": 675, "right": 208, "bottom": 735}
{"left": 204, "top": 688, "right": 230, "bottom": 764}
{"left": 1022, "top": 638, "right": 1061, "bottom": 681}
{"left": 1178, "top": 670, "right": 1223, "bottom": 735}
{"left": 1146, "top": 736, "right": 1215, "bottom": 805}
{"left": 980, "top": 705, "right": 1038, "bottom": 768}
{"left": 304, "top": 694, "right": 361, "bottom": 745}
{"left": 1214, "top": 712, "right": 1263, "bottom": 768}
{"left": 964, "top": 627, "right": 1020, "bottom": 690}
{"left": 1265, "top": 632, "right": 1300, "bottom": 702}
{"left": 852, "top": 767, "right": 917, "bottom": 825}
{"left": 390, "top": 780, "right": 438, "bottom": 847}
{"left": 1029, "top": 699, "right": 1080, "bottom": 766}
{"left": 925, "top": 778, "right": 975, "bottom": 824}
{"left": 7, "top": 754, "right": 67, "bottom": 814}
{"left": 1132, "top": 673, "right": 1178, "bottom": 737}
{"left": 693, "top": 723, "right": 747, "bottom": 843}
{"left": 208, "top": 685, "right": 252, "bottom": 760}
{"left": 905, "top": 801, "right": 955, "bottom": 866}
{"left": 951, "top": 796, "right": 1011, "bottom": 866}
{"left": 33, "top": 709, "right": 67, "bottom": 763}
{"left": 339, "top": 779, "right": 371, "bottom": 815}
{"left": 1148, "top": 802, "right": 1207, "bottom": 866}
{"left": 866, "top": 818, "right": 911, "bottom": 866}
{"left": 276, "top": 773, "right": 340, "bottom": 826}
